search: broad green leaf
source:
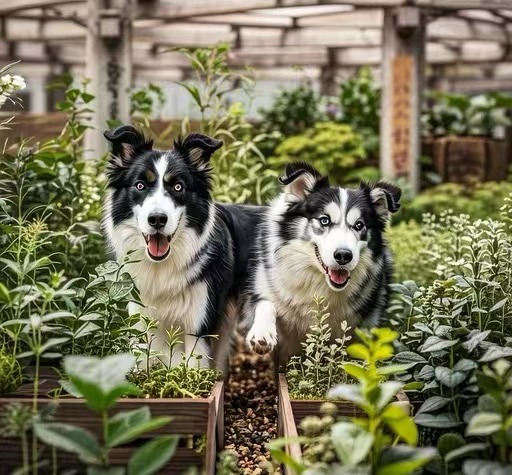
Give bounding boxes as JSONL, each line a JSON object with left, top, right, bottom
{"left": 382, "top": 404, "right": 418, "bottom": 445}
{"left": 435, "top": 367, "right": 466, "bottom": 388}
{"left": 479, "top": 346, "right": 512, "bottom": 362}
{"left": 331, "top": 422, "right": 374, "bottom": 466}
{"left": 107, "top": 407, "right": 150, "bottom": 446}
{"left": 445, "top": 443, "right": 488, "bottom": 463}
{"left": 347, "top": 343, "right": 370, "bottom": 361}
{"left": 415, "top": 412, "right": 463, "bottom": 429}
{"left": 128, "top": 436, "right": 178, "bottom": 475}
{"left": 466, "top": 412, "right": 502, "bottom": 437}
{"left": 108, "top": 414, "right": 172, "bottom": 447}
{"left": 421, "top": 336, "right": 458, "bottom": 353}
{"left": 33, "top": 422, "right": 101, "bottom": 464}
{"left": 488, "top": 298, "right": 507, "bottom": 314}
{"left": 393, "top": 351, "right": 427, "bottom": 365}
{"left": 343, "top": 363, "right": 369, "bottom": 383}
{"left": 453, "top": 359, "right": 478, "bottom": 373}
{"left": 416, "top": 396, "right": 451, "bottom": 415}
{"left": 462, "top": 460, "right": 512, "bottom": 475}
{"left": 376, "top": 381, "right": 404, "bottom": 412}
{"left": 377, "top": 446, "right": 436, "bottom": 475}
{"left": 327, "top": 384, "right": 365, "bottom": 406}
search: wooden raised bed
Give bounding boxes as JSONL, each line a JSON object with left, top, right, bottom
{"left": 0, "top": 368, "right": 224, "bottom": 475}
{"left": 277, "top": 374, "right": 410, "bottom": 475}
{"left": 430, "top": 136, "right": 507, "bottom": 183}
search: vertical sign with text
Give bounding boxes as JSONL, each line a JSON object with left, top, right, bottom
{"left": 391, "top": 55, "right": 413, "bottom": 177}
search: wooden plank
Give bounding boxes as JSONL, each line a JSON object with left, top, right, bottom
{"left": 277, "top": 374, "right": 302, "bottom": 475}
{"left": 417, "top": 0, "right": 512, "bottom": 9}
{"left": 0, "top": 439, "right": 203, "bottom": 475}
{"left": 0, "top": 0, "right": 82, "bottom": 14}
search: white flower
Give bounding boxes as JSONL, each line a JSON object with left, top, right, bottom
{"left": 0, "top": 74, "right": 12, "bottom": 86}
{"left": 0, "top": 94, "right": 7, "bottom": 107}
{"left": 11, "top": 75, "right": 25, "bottom": 91}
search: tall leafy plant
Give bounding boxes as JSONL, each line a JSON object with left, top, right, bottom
{"left": 177, "top": 44, "right": 277, "bottom": 204}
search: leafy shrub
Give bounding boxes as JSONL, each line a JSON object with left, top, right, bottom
{"left": 286, "top": 296, "right": 351, "bottom": 400}
{"left": 178, "top": 44, "right": 277, "bottom": 205}
{"left": 339, "top": 67, "right": 381, "bottom": 158}
{"left": 422, "top": 91, "right": 512, "bottom": 138}
{"left": 397, "top": 182, "right": 512, "bottom": 224}
{"left": 270, "top": 328, "right": 436, "bottom": 474}
{"left": 268, "top": 122, "right": 367, "bottom": 185}
{"left": 259, "top": 82, "right": 325, "bottom": 138}
{"left": 389, "top": 212, "right": 512, "bottom": 448}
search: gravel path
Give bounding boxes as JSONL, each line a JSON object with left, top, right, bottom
{"left": 223, "top": 340, "right": 279, "bottom": 474}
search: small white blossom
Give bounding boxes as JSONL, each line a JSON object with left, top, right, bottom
{"left": 11, "top": 75, "right": 25, "bottom": 91}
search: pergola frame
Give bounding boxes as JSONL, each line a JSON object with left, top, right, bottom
{"left": 1, "top": 0, "right": 512, "bottom": 190}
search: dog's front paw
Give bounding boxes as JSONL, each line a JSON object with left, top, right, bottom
{"left": 246, "top": 323, "right": 277, "bottom": 355}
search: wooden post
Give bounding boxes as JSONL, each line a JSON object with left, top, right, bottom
{"left": 380, "top": 7, "right": 425, "bottom": 195}
{"left": 84, "top": 0, "right": 133, "bottom": 160}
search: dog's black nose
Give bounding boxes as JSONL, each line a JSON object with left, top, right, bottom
{"left": 334, "top": 249, "right": 353, "bottom": 265}
{"left": 148, "top": 213, "right": 168, "bottom": 230}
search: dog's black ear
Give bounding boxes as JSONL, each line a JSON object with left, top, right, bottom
{"left": 364, "top": 181, "right": 401, "bottom": 221}
{"left": 104, "top": 125, "right": 153, "bottom": 163}
{"left": 175, "top": 133, "right": 223, "bottom": 170}
{"left": 279, "top": 161, "right": 329, "bottom": 202}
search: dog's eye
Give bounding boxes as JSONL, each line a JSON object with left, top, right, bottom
{"left": 353, "top": 220, "right": 365, "bottom": 231}
{"left": 135, "top": 181, "right": 145, "bottom": 191}
{"left": 174, "top": 182, "right": 184, "bottom": 192}
{"left": 319, "top": 215, "right": 331, "bottom": 226}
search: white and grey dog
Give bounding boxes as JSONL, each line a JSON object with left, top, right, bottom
{"left": 103, "top": 125, "right": 263, "bottom": 370}
{"left": 242, "top": 162, "right": 401, "bottom": 366}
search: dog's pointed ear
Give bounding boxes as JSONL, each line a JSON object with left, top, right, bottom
{"left": 279, "top": 162, "right": 328, "bottom": 202}
{"left": 176, "top": 133, "right": 223, "bottom": 170}
{"left": 104, "top": 125, "right": 153, "bottom": 163}
{"left": 364, "top": 181, "right": 401, "bottom": 221}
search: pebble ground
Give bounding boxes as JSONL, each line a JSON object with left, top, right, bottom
{"left": 223, "top": 339, "right": 280, "bottom": 474}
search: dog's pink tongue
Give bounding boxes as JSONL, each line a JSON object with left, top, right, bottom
{"left": 329, "top": 268, "right": 349, "bottom": 285}
{"left": 147, "top": 234, "right": 169, "bottom": 258}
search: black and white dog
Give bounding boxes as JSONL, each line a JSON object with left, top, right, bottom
{"left": 243, "top": 162, "right": 401, "bottom": 366}
{"left": 103, "top": 125, "right": 262, "bottom": 370}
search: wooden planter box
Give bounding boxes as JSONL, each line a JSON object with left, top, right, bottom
{"left": 277, "top": 374, "right": 410, "bottom": 475}
{"left": 0, "top": 368, "right": 224, "bottom": 475}
{"left": 430, "top": 136, "right": 507, "bottom": 184}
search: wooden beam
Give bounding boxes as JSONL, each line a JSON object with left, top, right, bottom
{"left": 0, "top": 0, "right": 82, "bottom": 14}
{"left": 84, "top": 0, "right": 133, "bottom": 159}
{"left": 416, "top": 0, "right": 512, "bottom": 9}
{"left": 380, "top": 6, "right": 426, "bottom": 195}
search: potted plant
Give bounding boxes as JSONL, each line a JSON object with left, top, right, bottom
{"left": 421, "top": 91, "right": 512, "bottom": 184}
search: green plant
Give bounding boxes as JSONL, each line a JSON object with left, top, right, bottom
{"left": 269, "top": 328, "right": 435, "bottom": 474}
{"left": 396, "top": 182, "right": 512, "bottom": 224}
{"left": 390, "top": 212, "right": 512, "bottom": 442}
{"left": 464, "top": 359, "right": 512, "bottom": 471}
{"left": 178, "top": 44, "right": 277, "bottom": 204}
{"left": 259, "top": 82, "right": 325, "bottom": 138}
{"left": 34, "top": 353, "right": 178, "bottom": 474}
{"left": 268, "top": 121, "right": 367, "bottom": 185}
{"left": 339, "top": 67, "right": 381, "bottom": 158}
{"left": 422, "top": 91, "right": 512, "bottom": 138}
{"left": 286, "top": 296, "right": 351, "bottom": 400}
{"left": 0, "top": 349, "right": 22, "bottom": 394}
{"left": 0, "top": 62, "right": 26, "bottom": 130}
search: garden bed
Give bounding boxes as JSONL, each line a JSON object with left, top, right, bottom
{"left": 277, "top": 374, "right": 410, "bottom": 474}
{"left": 0, "top": 367, "right": 224, "bottom": 475}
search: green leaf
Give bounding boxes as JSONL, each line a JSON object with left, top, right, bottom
{"left": 327, "top": 384, "right": 365, "bottom": 406}
{"left": 435, "top": 367, "right": 466, "bottom": 388}
{"left": 462, "top": 460, "right": 512, "bottom": 475}
{"left": 415, "top": 412, "right": 463, "bottom": 429}
{"left": 107, "top": 407, "right": 150, "bottom": 446}
{"left": 347, "top": 343, "right": 371, "bottom": 361}
{"left": 343, "top": 363, "right": 369, "bottom": 383}
{"left": 453, "top": 359, "right": 478, "bottom": 373}
{"left": 378, "top": 363, "right": 416, "bottom": 376}
{"left": 479, "top": 346, "right": 512, "bottom": 362}
{"left": 0, "top": 283, "right": 11, "bottom": 303}
{"left": 445, "top": 443, "right": 488, "bottom": 464}
{"left": 382, "top": 404, "right": 418, "bottom": 445}
{"left": 488, "top": 298, "right": 507, "bottom": 314}
{"left": 33, "top": 422, "right": 101, "bottom": 464}
{"left": 331, "top": 422, "right": 374, "bottom": 466}
{"left": 421, "top": 336, "right": 459, "bottom": 353}
{"left": 416, "top": 396, "right": 451, "bottom": 415}
{"left": 108, "top": 413, "right": 172, "bottom": 447}
{"left": 376, "top": 381, "right": 404, "bottom": 412}
{"left": 128, "top": 436, "right": 178, "bottom": 475}
{"left": 377, "top": 446, "right": 436, "bottom": 475}
{"left": 393, "top": 352, "right": 428, "bottom": 365}
{"left": 466, "top": 412, "right": 502, "bottom": 437}
{"left": 437, "top": 433, "right": 466, "bottom": 458}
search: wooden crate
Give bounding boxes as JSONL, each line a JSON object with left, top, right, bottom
{"left": 277, "top": 374, "right": 410, "bottom": 475}
{"left": 0, "top": 368, "right": 224, "bottom": 475}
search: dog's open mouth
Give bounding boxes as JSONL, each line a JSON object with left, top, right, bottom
{"left": 314, "top": 246, "right": 350, "bottom": 290}
{"left": 143, "top": 233, "right": 171, "bottom": 261}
